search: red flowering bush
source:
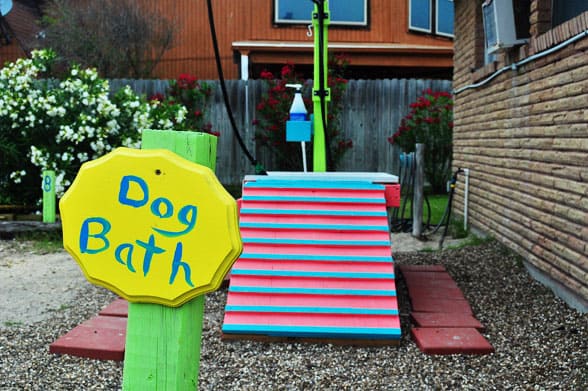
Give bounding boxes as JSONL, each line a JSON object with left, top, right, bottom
{"left": 165, "top": 73, "right": 217, "bottom": 135}
{"left": 253, "top": 56, "right": 352, "bottom": 171}
{"left": 388, "top": 89, "right": 453, "bottom": 193}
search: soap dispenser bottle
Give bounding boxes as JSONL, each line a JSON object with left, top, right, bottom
{"left": 286, "top": 84, "right": 307, "bottom": 121}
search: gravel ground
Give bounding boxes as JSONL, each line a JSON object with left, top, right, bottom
{"left": 0, "top": 239, "right": 586, "bottom": 390}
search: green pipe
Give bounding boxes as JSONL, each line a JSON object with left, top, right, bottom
{"left": 312, "top": 0, "right": 330, "bottom": 172}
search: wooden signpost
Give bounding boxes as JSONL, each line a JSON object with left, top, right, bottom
{"left": 60, "top": 131, "right": 241, "bottom": 389}
{"left": 42, "top": 170, "right": 56, "bottom": 223}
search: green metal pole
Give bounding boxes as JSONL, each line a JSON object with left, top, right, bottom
{"left": 312, "top": 0, "right": 330, "bottom": 172}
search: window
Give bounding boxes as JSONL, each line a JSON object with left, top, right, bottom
{"left": 552, "top": 0, "right": 588, "bottom": 27}
{"left": 436, "top": 0, "right": 454, "bottom": 37}
{"left": 274, "top": 0, "right": 368, "bottom": 27}
{"left": 409, "top": 0, "right": 454, "bottom": 37}
{"left": 482, "top": 3, "right": 497, "bottom": 63}
{"left": 409, "top": 0, "right": 431, "bottom": 33}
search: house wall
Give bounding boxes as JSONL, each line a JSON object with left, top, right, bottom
{"left": 153, "top": 0, "right": 453, "bottom": 79}
{"left": 0, "top": 40, "right": 23, "bottom": 64}
{"left": 452, "top": 0, "right": 588, "bottom": 310}
{"left": 1, "top": 1, "right": 453, "bottom": 79}
{"left": 0, "top": 2, "right": 40, "bottom": 64}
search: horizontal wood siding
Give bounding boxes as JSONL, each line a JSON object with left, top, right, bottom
{"left": 110, "top": 78, "right": 451, "bottom": 188}
{"left": 152, "top": 0, "right": 452, "bottom": 79}
{"left": 1, "top": 1, "right": 452, "bottom": 78}
{"left": 452, "top": 1, "right": 588, "bottom": 304}
{"left": 243, "top": 0, "right": 446, "bottom": 45}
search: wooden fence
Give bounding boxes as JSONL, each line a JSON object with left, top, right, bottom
{"left": 110, "top": 79, "right": 452, "bottom": 186}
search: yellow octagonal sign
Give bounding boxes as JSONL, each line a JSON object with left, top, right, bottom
{"left": 60, "top": 147, "right": 242, "bottom": 307}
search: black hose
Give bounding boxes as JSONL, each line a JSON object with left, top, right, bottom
{"left": 403, "top": 154, "right": 416, "bottom": 232}
{"left": 390, "top": 154, "right": 458, "bottom": 237}
{"left": 390, "top": 153, "right": 416, "bottom": 232}
{"left": 205, "top": 0, "right": 266, "bottom": 174}
{"left": 394, "top": 153, "right": 415, "bottom": 232}
{"left": 426, "top": 198, "right": 450, "bottom": 235}
{"left": 438, "top": 168, "right": 463, "bottom": 249}
{"left": 424, "top": 194, "right": 432, "bottom": 229}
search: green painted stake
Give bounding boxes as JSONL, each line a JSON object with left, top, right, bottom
{"left": 42, "top": 170, "right": 56, "bottom": 223}
{"left": 122, "top": 129, "right": 218, "bottom": 390}
{"left": 312, "top": 0, "right": 330, "bottom": 172}
{"left": 141, "top": 130, "right": 218, "bottom": 171}
{"left": 123, "top": 298, "right": 204, "bottom": 390}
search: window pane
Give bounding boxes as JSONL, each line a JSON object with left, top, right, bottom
{"left": 436, "top": 0, "right": 454, "bottom": 36}
{"left": 482, "top": 2, "right": 497, "bottom": 49}
{"left": 552, "top": 0, "right": 588, "bottom": 27}
{"left": 409, "top": 0, "right": 431, "bottom": 32}
{"left": 275, "top": 0, "right": 367, "bottom": 26}
{"left": 332, "top": 0, "right": 366, "bottom": 24}
{"left": 276, "top": 1, "right": 313, "bottom": 22}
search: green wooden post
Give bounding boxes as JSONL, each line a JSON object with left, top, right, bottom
{"left": 42, "top": 170, "right": 56, "bottom": 223}
{"left": 122, "top": 130, "right": 217, "bottom": 390}
{"left": 141, "top": 130, "right": 218, "bottom": 171}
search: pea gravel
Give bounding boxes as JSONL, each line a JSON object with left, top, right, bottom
{"left": 1, "top": 239, "right": 586, "bottom": 390}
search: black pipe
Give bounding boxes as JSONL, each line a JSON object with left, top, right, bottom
{"left": 438, "top": 168, "right": 464, "bottom": 249}
{"left": 206, "top": 0, "right": 266, "bottom": 174}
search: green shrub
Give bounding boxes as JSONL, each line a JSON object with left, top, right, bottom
{"left": 165, "top": 73, "right": 216, "bottom": 135}
{"left": 0, "top": 49, "right": 187, "bottom": 206}
{"left": 389, "top": 89, "right": 453, "bottom": 194}
{"left": 253, "top": 56, "right": 352, "bottom": 171}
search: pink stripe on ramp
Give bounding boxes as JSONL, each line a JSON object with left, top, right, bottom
{"left": 226, "top": 292, "right": 398, "bottom": 309}
{"left": 242, "top": 201, "right": 384, "bottom": 211}
{"left": 229, "top": 275, "right": 396, "bottom": 290}
{"left": 239, "top": 228, "right": 391, "bottom": 241}
{"left": 245, "top": 188, "right": 383, "bottom": 198}
{"left": 240, "top": 214, "right": 386, "bottom": 226}
{"left": 244, "top": 243, "right": 392, "bottom": 256}
{"left": 235, "top": 259, "right": 394, "bottom": 274}
{"left": 224, "top": 312, "right": 400, "bottom": 329}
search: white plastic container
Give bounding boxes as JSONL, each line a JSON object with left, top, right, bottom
{"left": 286, "top": 84, "right": 307, "bottom": 121}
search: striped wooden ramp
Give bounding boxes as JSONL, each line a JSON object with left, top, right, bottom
{"left": 222, "top": 176, "right": 401, "bottom": 343}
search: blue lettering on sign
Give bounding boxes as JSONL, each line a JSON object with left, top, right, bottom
{"left": 78, "top": 174, "right": 201, "bottom": 288}
{"left": 169, "top": 242, "right": 194, "bottom": 287}
{"left": 115, "top": 243, "right": 136, "bottom": 273}
{"left": 152, "top": 204, "right": 198, "bottom": 237}
{"left": 80, "top": 217, "right": 111, "bottom": 254}
{"left": 43, "top": 175, "right": 53, "bottom": 192}
{"left": 135, "top": 234, "right": 166, "bottom": 276}
{"left": 150, "top": 197, "right": 174, "bottom": 218}
{"left": 118, "top": 175, "right": 149, "bottom": 208}
{"left": 118, "top": 175, "right": 198, "bottom": 237}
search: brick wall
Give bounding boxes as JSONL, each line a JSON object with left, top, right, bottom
{"left": 452, "top": 0, "right": 588, "bottom": 308}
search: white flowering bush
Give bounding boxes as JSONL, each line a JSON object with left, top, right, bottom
{"left": 0, "top": 49, "right": 188, "bottom": 205}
